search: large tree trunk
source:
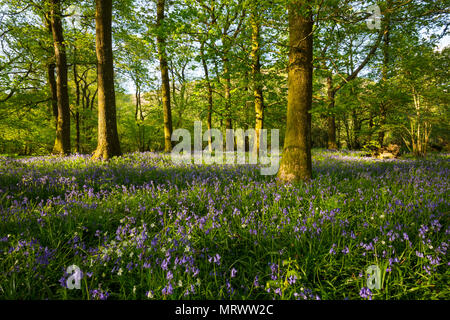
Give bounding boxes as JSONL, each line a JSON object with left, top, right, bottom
{"left": 277, "top": 0, "right": 313, "bottom": 183}
{"left": 49, "top": 0, "right": 70, "bottom": 155}
{"left": 250, "top": 11, "right": 264, "bottom": 154}
{"left": 92, "top": 0, "right": 122, "bottom": 159}
{"left": 156, "top": 0, "right": 173, "bottom": 153}
{"left": 326, "top": 75, "right": 337, "bottom": 150}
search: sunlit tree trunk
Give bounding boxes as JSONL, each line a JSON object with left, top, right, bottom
{"left": 223, "top": 56, "right": 232, "bottom": 130}
{"left": 378, "top": 0, "right": 392, "bottom": 147}
{"left": 73, "top": 51, "right": 81, "bottom": 154}
{"left": 250, "top": 10, "right": 264, "bottom": 154}
{"left": 156, "top": 0, "right": 173, "bottom": 152}
{"left": 49, "top": 0, "right": 70, "bottom": 155}
{"left": 92, "top": 0, "right": 122, "bottom": 159}
{"left": 277, "top": 0, "right": 313, "bottom": 183}
{"left": 200, "top": 41, "right": 213, "bottom": 151}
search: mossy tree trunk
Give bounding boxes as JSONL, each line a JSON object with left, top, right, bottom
{"left": 92, "top": 0, "right": 122, "bottom": 160}
{"left": 277, "top": 0, "right": 313, "bottom": 183}
{"left": 49, "top": 0, "right": 70, "bottom": 155}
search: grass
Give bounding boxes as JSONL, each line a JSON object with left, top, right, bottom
{"left": 0, "top": 150, "right": 448, "bottom": 300}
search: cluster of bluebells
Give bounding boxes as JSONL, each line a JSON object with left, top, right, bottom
{"left": 0, "top": 151, "right": 448, "bottom": 299}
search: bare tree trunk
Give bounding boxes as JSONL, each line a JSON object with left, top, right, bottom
{"left": 49, "top": 0, "right": 70, "bottom": 155}
{"left": 277, "top": 0, "right": 313, "bottom": 183}
{"left": 250, "top": 11, "right": 264, "bottom": 154}
{"left": 156, "top": 0, "right": 173, "bottom": 153}
{"left": 92, "top": 0, "right": 122, "bottom": 159}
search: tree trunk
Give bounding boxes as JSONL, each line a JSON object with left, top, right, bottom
{"left": 378, "top": 0, "right": 392, "bottom": 148}
{"left": 75, "top": 111, "right": 80, "bottom": 153}
{"left": 49, "top": 0, "right": 70, "bottom": 155}
{"left": 277, "top": 0, "right": 313, "bottom": 183}
{"left": 352, "top": 109, "right": 361, "bottom": 149}
{"left": 200, "top": 41, "right": 213, "bottom": 152}
{"left": 47, "top": 62, "right": 58, "bottom": 129}
{"left": 326, "top": 75, "right": 337, "bottom": 150}
{"left": 73, "top": 54, "right": 81, "bottom": 154}
{"left": 223, "top": 56, "right": 232, "bottom": 130}
{"left": 156, "top": 0, "right": 173, "bottom": 153}
{"left": 92, "top": 0, "right": 122, "bottom": 159}
{"left": 250, "top": 11, "right": 264, "bottom": 154}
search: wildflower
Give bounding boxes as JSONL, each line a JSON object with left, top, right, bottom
{"left": 253, "top": 276, "right": 259, "bottom": 287}
{"left": 231, "top": 267, "right": 237, "bottom": 278}
{"left": 90, "top": 289, "right": 110, "bottom": 300}
{"left": 162, "top": 283, "right": 173, "bottom": 296}
{"left": 287, "top": 275, "right": 297, "bottom": 285}
{"left": 359, "top": 287, "right": 373, "bottom": 300}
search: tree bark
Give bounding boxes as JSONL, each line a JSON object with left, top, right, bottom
{"left": 92, "top": 0, "right": 122, "bottom": 159}
{"left": 200, "top": 41, "right": 213, "bottom": 151}
{"left": 223, "top": 56, "right": 232, "bottom": 130}
{"left": 250, "top": 11, "right": 264, "bottom": 154}
{"left": 326, "top": 75, "right": 337, "bottom": 150}
{"left": 378, "top": 0, "right": 392, "bottom": 147}
{"left": 73, "top": 53, "right": 81, "bottom": 154}
{"left": 47, "top": 62, "right": 58, "bottom": 129}
{"left": 49, "top": 0, "right": 70, "bottom": 155}
{"left": 156, "top": 0, "right": 173, "bottom": 153}
{"left": 277, "top": 0, "right": 313, "bottom": 183}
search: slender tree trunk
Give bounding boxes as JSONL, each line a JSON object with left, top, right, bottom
{"left": 326, "top": 75, "right": 337, "bottom": 149}
{"left": 75, "top": 112, "right": 80, "bottom": 153}
{"left": 378, "top": 0, "right": 392, "bottom": 147}
{"left": 250, "top": 11, "right": 264, "bottom": 154}
{"left": 156, "top": 0, "right": 173, "bottom": 152}
{"left": 223, "top": 56, "right": 232, "bottom": 130}
{"left": 277, "top": 0, "right": 313, "bottom": 183}
{"left": 200, "top": 41, "right": 213, "bottom": 151}
{"left": 135, "top": 84, "right": 142, "bottom": 151}
{"left": 73, "top": 54, "right": 81, "bottom": 154}
{"left": 92, "top": 0, "right": 122, "bottom": 159}
{"left": 49, "top": 0, "right": 70, "bottom": 155}
{"left": 47, "top": 62, "right": 58, "bottom": 129}
{"left": 352, "top": 109, "right": 361, "bottom": 149}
